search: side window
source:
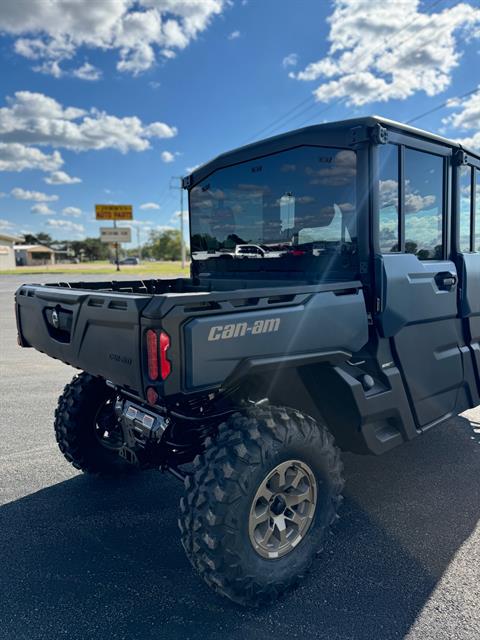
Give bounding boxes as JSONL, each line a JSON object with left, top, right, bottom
{"left": 476, "top": 169, "right": 480, "bottom": 252}
{"left": 378, "top": 144, "right": 400, "bottom": 253}
{"left": 404, "top": 148, "right": 444, "bottom": 260}
{"left": 459, "top": 165, "right": 472, "bottom": 252}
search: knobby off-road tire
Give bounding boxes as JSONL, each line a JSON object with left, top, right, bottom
{"left": 179, "top": 405, "right": 344, "bottom": 606}
{"left": 54, "top": 372, "right": 131, "bottom": 475}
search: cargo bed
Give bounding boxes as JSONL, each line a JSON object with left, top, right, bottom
{"left": 15, "top": 277, "right": 368, "bottom": 399}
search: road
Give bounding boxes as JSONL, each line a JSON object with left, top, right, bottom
{"left": 1, "top": 274, "right": 479, "bottom": 640}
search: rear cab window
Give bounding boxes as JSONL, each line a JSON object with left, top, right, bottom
{"left": 189, "top": 146, "right": 358, "bottom": 275}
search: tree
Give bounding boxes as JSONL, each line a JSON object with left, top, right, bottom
{"left": 20, "top": 232, "right": 53, "bottom": 246}
{"left": 146, "top": 229, "right": 185, "bottom": 261}
{"left": 69, "top": 238, "right": 110, "bottom": 261}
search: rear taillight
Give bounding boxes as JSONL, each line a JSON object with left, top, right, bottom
{"left": 146, "top": 329, "right": 171, "bottom": 381}
{"left": 159, "top": 331, "right": 171, "bottom": 380}
{"left": 146, "top": 329, "right": 159, "bottom": 380}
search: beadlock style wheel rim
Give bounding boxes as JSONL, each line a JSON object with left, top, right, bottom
{"left": 248, "top": 459, "right": 317, "bottom": 559}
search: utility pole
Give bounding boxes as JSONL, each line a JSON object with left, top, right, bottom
{"left": 170, "top": 176, "right": 186, "bottom": 269}
{"left": 113, "top": 218, "right": 120, "bottom": 271}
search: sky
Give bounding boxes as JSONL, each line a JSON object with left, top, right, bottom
{"left": 0, "top": 0, "right": 479, "bottom": 248}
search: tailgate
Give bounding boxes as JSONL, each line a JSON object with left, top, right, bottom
{"left": 16, "top": 285, "right": 152, "bottom": 392}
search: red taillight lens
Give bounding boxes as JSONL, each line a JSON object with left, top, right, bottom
{"left": 159, "top": 331, "right": 171, "bottom": 380}
{"left": 146, "top": 329, "right": 159, "bottom": 380}
{"left": 146, "top": 329, "right": 171, "bottom": 381}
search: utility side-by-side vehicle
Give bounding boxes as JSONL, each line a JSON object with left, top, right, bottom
{"left": 15, "top": 117, "right": 480, "bottom": 605}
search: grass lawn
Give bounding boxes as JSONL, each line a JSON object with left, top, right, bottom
{"left": 0, "top": 260, "right": 190, "bottom": 276}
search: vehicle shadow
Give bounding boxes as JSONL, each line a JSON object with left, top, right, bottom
{"left": 0, "top": 415, "right": 478, "bottom": 640}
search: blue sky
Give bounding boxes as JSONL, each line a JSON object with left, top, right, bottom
{"left": 0, "top": 0, "right": 478, "bottom": 247}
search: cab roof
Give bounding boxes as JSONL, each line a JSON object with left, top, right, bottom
{"left": 187, "top": 115, "right": 479, "bottom": 187}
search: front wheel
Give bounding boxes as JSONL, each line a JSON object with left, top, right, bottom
{"left": 179, "top": 405, "right": 344, "bottom": 606}
{"left": 54, "top": 372, "right": 132, "bottom": 475}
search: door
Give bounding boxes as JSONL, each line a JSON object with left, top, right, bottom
{"left": 455, "top": 160, "right": 480, "bottom": 397}
{"left": 375, "top": 141, "right": 465, "bottom": 428}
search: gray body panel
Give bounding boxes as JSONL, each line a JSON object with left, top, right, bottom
{"left": 457, "top": 253, "right": 480, "bottom": 390}
{"left": 183, "top": 290, "right": 369, "bottom": 389}
{"left": 376, "top": 253, "right": 464, "bottom": 426}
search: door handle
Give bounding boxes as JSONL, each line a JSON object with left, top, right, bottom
{"left": 435, "top": 271, "right": 457, "bottom": 291}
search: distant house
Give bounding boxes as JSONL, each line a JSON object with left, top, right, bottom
{"left": 14, "top": 244, "right": 56, "bottom": 266}
{"left": 0, "top": 232, "right": 21, "bottom": 269}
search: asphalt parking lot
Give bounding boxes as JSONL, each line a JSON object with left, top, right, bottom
{"left": 1, "top": 274, "right": 479, "bottom": 640}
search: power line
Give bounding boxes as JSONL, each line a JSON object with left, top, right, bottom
{"left": 245, "top": 94, "right": 313, "bottom": 143}
{"left": 406, "top": 86, "right": 479, "bottom": 125}
{"left": 294, "top": 0, "right": 455, "bottom": 130}
{"left": 247, "top": 0, "right": 447, "bottom": 141}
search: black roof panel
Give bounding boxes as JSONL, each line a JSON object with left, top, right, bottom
{"left": 187, "top": 115, "right": 479, "bottom": 186}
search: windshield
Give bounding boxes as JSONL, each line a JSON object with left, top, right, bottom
{"left": 189, "top": 146, "right": 357, "bottom": 260}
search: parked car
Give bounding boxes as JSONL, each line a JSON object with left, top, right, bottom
{"left": 233, "top": 244, "right": 286, "bottom": 258}
{"left": 119, "top": 257, "right": 140, "bottom": 265}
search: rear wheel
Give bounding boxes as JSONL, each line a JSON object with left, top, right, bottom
{"left": 54, "top": 372, "right": 131, "bottom": 475}
{"left": 179, "top": 405, "right": 344, "bottom": 606}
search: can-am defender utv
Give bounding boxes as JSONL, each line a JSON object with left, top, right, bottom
{"left": 15, "top": 117, "right": 480, "bottom": 605}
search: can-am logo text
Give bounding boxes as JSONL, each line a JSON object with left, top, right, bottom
{"left": 207, "top": 318, "right": 281, "bottom": 341}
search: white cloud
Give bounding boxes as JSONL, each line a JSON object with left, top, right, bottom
{"left": 31, "top": 203, "right": 55, "bottom": 215}
{"left": 62, "top": 206, "right": 82, "bottom": 217}
{"left": 11, "top": 187, "right": 58, "bottom": 202}
{"left": 228, "top": 30, "right": 241, "bottom": 40}
{"left": 118, "top": 219, "right": 153, "bottom": 227}
{"left": 456, "top": 131, "right": 480, "bottom": 152}
{"left": 0, "top": 142, "right": 63, "bottom": 172}
{"left": 72, "top": 62, "right": 102, "bottom": 81}
{"left": 44, "top": 170, "right": 81, "bottom": 184}
{"left": 0, "top": 91, "right": 177, "bottom": 175}
{"left": 0, "top": 91, "right": 177, "bottom": 154}
{"left": 144, "top": 122, "right": 177, "bottom": 138}
{"left": 0, "top": 218, "right": 14, "bottom": 230}
{"left": 282, "top": 53, "right": 298, "bottom": 69}
{"left": 140, "top": 201, "right": 160, "bottom": 210}
{"left": 33, "top": 59, "right": 64, "bottom": 78}
{"left": 444, "top": 88, "right": 480, "bottom": 130}
{"left": 161, "top": 150, "right": 176, "bottom": 163}
{"left": 291, "top": 0, "right": 480, "bottom": 106}
{"left": 442, "top": 87, "right": 480, "bottom": 152}
{"left": 380, "top": 178, "right": 437, "bottom": 213}
{"left": 150, "top": 224, "right": 175, "bottom": 233}
{"left": 170, "top": 209, "right": 188, "bottom": 224}
{"left": 0, "top": 0, "right": 226, "bottom": 75}
{"left": 46, "top": 218, "right": 85, "bottom": 233}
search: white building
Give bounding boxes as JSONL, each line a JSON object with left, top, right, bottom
{"left": 14, "top": 244, "right": 56, "bottom": 266}
{"left": 0, "top": 232, "right": 21, "bottom": 269}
